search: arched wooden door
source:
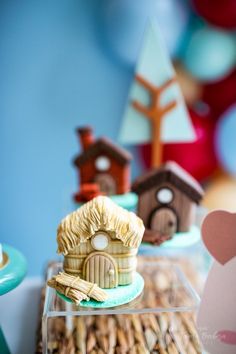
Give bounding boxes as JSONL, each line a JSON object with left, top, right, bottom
{"left": 150, "top": 207, "right": 177, "bottom": 237}
{"left": 94, "top": 174, "right": 116, "bottom": 195}
{"left": 83, "top": 252, "right": 118, "bottom": 289}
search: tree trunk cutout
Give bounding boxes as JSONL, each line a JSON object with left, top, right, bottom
{"left": 132, "top": 75, "right": 177, "bottom": 168}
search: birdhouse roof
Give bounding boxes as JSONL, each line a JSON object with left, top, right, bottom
{"left": 132, "top": 161, "right": 204, "bottom": 203}
{"left": 74, "top": 137, "right": 132, "bottom": 167}
{"left": 57, "top": 196, "right": 145, "bottom": 255}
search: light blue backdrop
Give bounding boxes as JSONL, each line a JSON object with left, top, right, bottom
{"left": 0, "top": 0, "right": 143, "bottom": 275}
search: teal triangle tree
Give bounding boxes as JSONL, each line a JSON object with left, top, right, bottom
{"left": 119, "top": 20, "right": 195, "bottom": 168}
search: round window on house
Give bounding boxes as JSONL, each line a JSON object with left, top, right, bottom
{"left": 156, "top": 188, "right": 173, "bottom": 204}
{"left": 91, "top": 232, "right": 109, "bottom": 250}
{"left": 95, "top": 156, "right": 110, "bottom": 171}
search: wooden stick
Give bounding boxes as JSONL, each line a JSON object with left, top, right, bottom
{"left": 86, "top": 329, "right": 96, "bottom": 353}
{"left": 159, "top": 77, "right": 176, "bottom": 94}
{"left": 131, "top": 315, "right": 144, "bottom": 341}
{"left": 135, "top": 74, "right": 157, "bottom": 92}
{"left": 132, "top": 74, "right": 177, "bottom": 168}
{"left": 117, "top": 328, "right": 129, "bottom": 352}
{"left": 135, "top": 343, "right": 149, "bottom": 354}
{"left": 76, "top": 318, "right": 86, "bottom": 354}
{"left": 108, "top": 317, "right": 117, "bottom": 354}
{"left": 169, "top": 326, "right": 188, "bottom": 354}
{"left": 152, "top": 117, "right": 162, "bottom": 169}
{"left": 180, "top": 313, "right": 201, "bottom": 353}
{"left": 165, "top": 332, "right": 179, "bottom": 354}
{"left": 96, "top": 331, "right": 109, "bottom": 353}
{"left": 144, "top": 327, "right": 157, "bottom": 352}
{"left": 125, "top": 317, "right": 135, "bottom": 349}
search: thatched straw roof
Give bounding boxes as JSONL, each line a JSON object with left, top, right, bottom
{"left": 57, "top": 196, "right": 145, "bottom": 255}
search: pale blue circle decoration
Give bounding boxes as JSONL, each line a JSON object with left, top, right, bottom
{"left": 100, "top": 0, "right": 189, "bottom": 66}
{"left": 154, "top": 0, "right": 189, "bottom": 58}
{"left": 183, "top": 27, "right": 236, "bottom": 82}
{"left": 215, "top": 104, "right": 236, "bottom": 176}
{"left": 101, "top": 0, "right": 151, "bottom": 66}
{"left": 57, "top": 272, "right": 144, "bottom": 308}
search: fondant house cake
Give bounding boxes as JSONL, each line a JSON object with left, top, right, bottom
{"left": 132, "top": 161, "right": 204, "bottom": 245}
{"left": 74, "top": 127, "right": 132, "bottom": 197}
{"left": 57, "top": 196, "right": 144, "bottom": 289}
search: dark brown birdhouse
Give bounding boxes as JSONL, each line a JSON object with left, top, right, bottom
{"left": 132, "top": 161, "right": 204, "bottom": 245}
{"left": 74, "top": 127, "right": 132, "bottom": 197}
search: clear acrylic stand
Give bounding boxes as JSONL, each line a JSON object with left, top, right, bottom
{"left": 42, "top": 257, "right": 201, "bottom": 353}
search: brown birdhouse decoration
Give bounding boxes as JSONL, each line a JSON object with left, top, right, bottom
{"left": 73, "top": 127, "right": 132, "bottom": 200}
{"left": 132, "top": 161, "right": 204, "bottom": 245}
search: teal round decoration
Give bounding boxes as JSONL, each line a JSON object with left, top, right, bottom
{"left": 160, "top": 225, "right": 200, "bottom": 248}
{"left": 75, "top": 192, "right": 138, "bottom": 212}
{"left": 110, "top": 192, "right": 138, "bottom": 211}
{"left": 57, "top": 272, "right": 144, "bottom": 308}
{"left": 0, "top": 244, "right": 27, "bottom": 296}
{"left": 183, "top": 27, "right": 236, "bottom": 82}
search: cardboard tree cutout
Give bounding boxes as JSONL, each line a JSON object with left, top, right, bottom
{"left": 197, "top": 210, "right": 236, "bottom": 354}
{"left": 119, "top": 20, "right": 195, "bottom": 167}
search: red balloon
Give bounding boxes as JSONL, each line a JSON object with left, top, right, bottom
{"left": 202, "top": 69, "right": 236, "bottom": 117}
{"left": 192, "top": 0, "right": 236, "bottom": 29}
{"left": 140, "top": 108, "right": 218, "bottom": 182}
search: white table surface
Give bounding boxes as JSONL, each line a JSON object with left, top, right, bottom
{"left": 0, "top": 277, "right": 43, "bottom": 354}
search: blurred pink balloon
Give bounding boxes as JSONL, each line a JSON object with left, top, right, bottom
{"left": 140, "top": 108, "right": 218, "bottom": 182}
{"left": 203, "top": 69, "right": 236, "bottom": 116}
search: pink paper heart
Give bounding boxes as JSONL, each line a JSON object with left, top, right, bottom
{"left": 202, "top": 210, "right": 236, "bottom": 265}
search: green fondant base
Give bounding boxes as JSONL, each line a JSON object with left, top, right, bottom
{"left": 0, "top": 244, "right": 27, "bottom": 296}
{"left": 75, "top": 192, "right": 138, "bottom": 211}
{"left": 110, "top": 192, "right": 138, "bottom": 211}
{"left": 57, "top": 272, "right": 144, "bottom": 308}
{"left": 139, "top": 225, "right": 201, "bottom": 254}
